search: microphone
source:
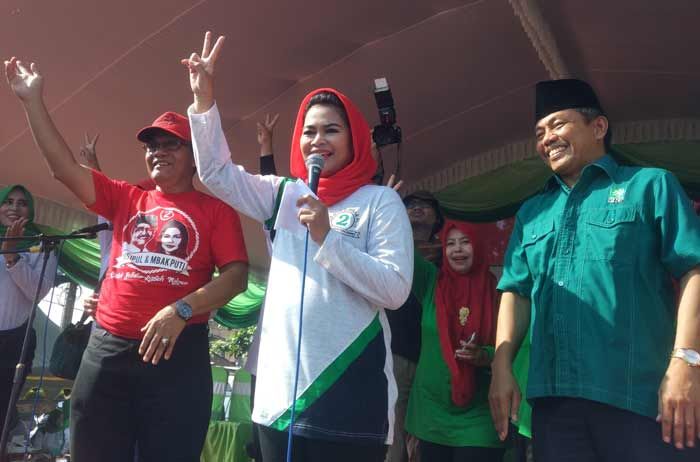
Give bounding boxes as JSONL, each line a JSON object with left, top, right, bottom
{"left": 71, "top": 222, "right": 113, "bottom": 235}
{"left": 305, "top": 154, "right": 325, "bottom": 194}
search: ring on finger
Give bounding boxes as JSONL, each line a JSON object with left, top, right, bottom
{"left": 161, "top": 337, "right": 170, "bottom": 346}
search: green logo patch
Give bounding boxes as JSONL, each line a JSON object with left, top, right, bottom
{"left": 607, "top": 187, "right": 626, "bottom": 204}
{"left": 330, "top": 208, "right": 360, "bottom": 238}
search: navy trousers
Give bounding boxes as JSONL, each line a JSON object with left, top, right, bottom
{"left": 258, "top": 425, "right": 387, "bottom": 462}
{"left": 532, "top": 397, "right": 700, "bottom": 462}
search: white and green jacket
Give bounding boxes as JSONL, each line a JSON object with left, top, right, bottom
{"left": 189, "top": 104, "right": 413, "bottom": 444}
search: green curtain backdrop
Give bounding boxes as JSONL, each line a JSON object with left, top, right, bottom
{"left": 437, "top": 156, "right": 550, "bottom": 222}
{"left": 436, "top": 141, "right": 700, "bottom": 222}
{"left": 212, "top": 279, "right": 264, "bottom": 328}
{"left": 612, "top": 142, "right": 700, "bottom": 196}
{"left": 200, "top": 421, "right": 253, "bottom": 462}
{"left": 60, "top": 237, "right": 102, "bottom": 288}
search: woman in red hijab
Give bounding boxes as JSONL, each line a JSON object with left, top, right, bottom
{"left": 405, "top": 220, "right": 505, "bottom": 461}
{"left": 185, "top": 32, "right": 414, "bottom": 462}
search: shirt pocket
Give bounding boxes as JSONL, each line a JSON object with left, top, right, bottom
{"left": 584, "top": 207, "right": 638, "bottom": 263}
{"left": 521, "top": 218, "right": 556, "bottom": 272}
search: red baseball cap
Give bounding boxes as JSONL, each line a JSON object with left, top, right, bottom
{"left": 136, "top": 112, "right": 191, "bottom": 143}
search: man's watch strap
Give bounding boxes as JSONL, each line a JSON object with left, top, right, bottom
{"left": 671, "top": 348, "right": 700, "bottom": 367}
{"left": 174, "top": 299, "right": 193, "bottom": 321}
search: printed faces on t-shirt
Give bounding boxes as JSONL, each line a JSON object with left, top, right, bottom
{"left": 113, "top": 206, "right": 199, "bottom": 286}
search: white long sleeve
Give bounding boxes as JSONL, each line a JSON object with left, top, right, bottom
{"left": 1, "top": 250, "right": 59, "bottom": 330}
{"left": 315, "top": 188, "right": 413, "bottom": 309}
{"left": 188, "top": 103, "right": 413, "bottom": 306}
{"left": 189, "top": 101, "right": 414, "bottom": 441}
{"left": 188, "top": 103, "right": 283, "bottom": 224}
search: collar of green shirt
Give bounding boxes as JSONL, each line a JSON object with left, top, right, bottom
{"left": 543, "top": 153, "right": 619, "bottom": 193}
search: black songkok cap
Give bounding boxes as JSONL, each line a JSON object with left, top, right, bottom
{"left": 535, "top": 79, "right": 604, "bottom": 123}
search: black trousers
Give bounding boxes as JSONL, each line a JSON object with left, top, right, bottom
{"left": 508, "top": 425, "right": 530, "bottom": 462}
{"left": 70, "top": 323, "right": 212, "bottom": 462}
{"left": 419, "top": 439, "right": 505, "bottom": 462}
{"left": 532, "top": 397, "right": 700, "bottom": 462}
{"left": 258, "top": 424, "right": 387, "bottom": 462}
{"left": 0, "top": 323, "right": 36, "bottom": 435}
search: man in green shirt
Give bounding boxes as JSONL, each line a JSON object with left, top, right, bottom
{"left": 489, "top": 78, "right": 700, "bottom": 461}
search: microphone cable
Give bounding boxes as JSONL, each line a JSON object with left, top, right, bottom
{"left": 286, "top": 229, "right": 311, "bottom": 462}
{"left": 285, "top": 153, "right": 325, "bottom": 461}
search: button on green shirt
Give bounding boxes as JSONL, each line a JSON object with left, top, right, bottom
{"left": 498, "top": 155, "right": 700, "bottom": 418}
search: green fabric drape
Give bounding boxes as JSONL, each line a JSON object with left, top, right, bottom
{"left": 436, "top": 157, "right": 550, "bottom": 222}
{"left": 59, "top": 237, "right": 102, "bottom": 288}
{"left": 211, "top": 367, "right": 229, "bottom": 421}
{"left": 200, "top": 421, "right": 253, "bottom": 462}
{"left": 611, "top": 142, "right": 700, "bottom": 197}
{"left": 212, "top": 279, "right": 264, "bottom": 328}
{"left": 436, "top": 141, "right": 700, "bottom": 222}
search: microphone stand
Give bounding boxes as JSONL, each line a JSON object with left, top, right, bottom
{"left": 0, "top": 231, "right": 97, "bottom": 461}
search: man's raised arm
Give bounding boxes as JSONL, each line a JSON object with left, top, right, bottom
{"left": 5, "top": 57, "right": 95, "bottom": 204}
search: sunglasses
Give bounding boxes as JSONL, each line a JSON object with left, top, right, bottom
{"left": 142, "top": 139, "right": 189, "bottom": 154}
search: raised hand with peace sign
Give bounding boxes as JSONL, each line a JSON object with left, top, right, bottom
{"left": 79, "top": 132, "right": 101, "bottom": 171}
{"left": 4, "top": 56, "right": 96, "bottom": 205}
{"left": 182, "top": 31, "right": 225, "bottom": 114}
{"left": 257, "top": 113, "right": 280, "bottom": 156}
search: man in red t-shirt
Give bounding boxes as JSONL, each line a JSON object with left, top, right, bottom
{"left": 6, "top": 57, "right": 249, "bottom": 462}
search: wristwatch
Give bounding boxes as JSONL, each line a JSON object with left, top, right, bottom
{"left": 174, "top": 299, "right": 193, "bottom": 321}
{"left": 671, "top": 348, "right": 700, "bottom": 367}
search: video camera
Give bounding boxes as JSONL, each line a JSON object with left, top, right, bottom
{"left": 372, "top": 78, "right": 402, "bottom": 148}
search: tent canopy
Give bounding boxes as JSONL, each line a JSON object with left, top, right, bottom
{"left": 1, "top": 0, "right": 699, "bottom": 275}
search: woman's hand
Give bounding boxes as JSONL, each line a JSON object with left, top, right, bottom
{"left": 297, "top": 195, "right": 331, "bottom": 245}
{"left": 2, "top": 217, "right": 28, "bottom": 254}
{"left": 139, "top": 305, "right": 186, "bottom": 365}
{"left": 79, "top": 132, "right": 101, "bottom": 171}
{"left": 386, "top": 174, "right": 403, "bottom": 192}
{"left": 181, "top": 31, "right": 225, "bottom": 113}
{"left": 257, "top": 113, "right": 280, "bottom": 154}
{"left": 5, "top": 58, "right": 44, "bottom": 105}
{"left": 455, "top": 341, "right": 490, "bottom": 367}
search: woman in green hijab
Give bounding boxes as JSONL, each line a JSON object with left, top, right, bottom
{"left": 0, "top": 185, "right": 58, "bottom": 431}
{"left": 0, "top": 185, "right": 41, "bottom": 246}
